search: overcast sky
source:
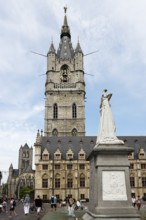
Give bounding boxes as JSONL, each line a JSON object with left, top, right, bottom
{"left": 0, "top": 0, "right": 146, "bottom": 183}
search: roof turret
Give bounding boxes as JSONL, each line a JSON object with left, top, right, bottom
{"left": 48, "top": 41, "right": 56, "bottom": 54}
{"left": 75, "top": 40, "right": 83, "bottom": 54}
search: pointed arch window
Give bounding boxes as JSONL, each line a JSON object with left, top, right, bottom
{"left": 67, "top": 174, "right": 73, "bottom": 188}
{"left": 53, "top": 103, "right": 58, "bottom": 119}
{"left": 72, "top": 103, "right": 77, "bottom": 118}
{"left": 52, "top": 129, "right": 58, "bottom": 136}
{"left": 55, "top": 174, "right": 60, "bottom": 188}
{"left": 72, "top": 128, "right": 77, "bottom": 136}
{"left": 42, "top": 174, "right": 48, "bottom": 188}
{"left": 80, "top": 174, "right": 85, "bottom": 187}
{"left": 130, "top": 176, "right": 135, "bottom": 187}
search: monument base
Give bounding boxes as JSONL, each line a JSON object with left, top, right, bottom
{"left": 83, "top": 210, "right": 140, "bottom": 220}
{"left": 84, "top": 143, "right": 141, "bottom": 220}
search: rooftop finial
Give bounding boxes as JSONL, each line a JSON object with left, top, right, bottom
{"left": 64, "top": 6, "right": 67, "bottom": 14}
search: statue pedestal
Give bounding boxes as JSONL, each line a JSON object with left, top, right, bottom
{"left": 82, "top": 143, "right": 140, "bottom": 220}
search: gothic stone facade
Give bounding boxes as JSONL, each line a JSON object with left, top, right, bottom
{"left": 34, "top": 134, "right": 146, "bottom": 201}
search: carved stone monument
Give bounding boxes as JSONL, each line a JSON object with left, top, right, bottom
{"left": 83, "top": 90, "right": 140, "bottom": 220}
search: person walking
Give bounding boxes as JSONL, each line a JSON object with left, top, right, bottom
{"left": 67, "top": 197, "right": 75, "bottom": 217}
{"left": 23, "top": 194, "right": 30, "bottom": 215}
{"left": 136, "top": 196, "right": 141, "bottom": 210}
{"left": 50, "top": 195, "right": 57, "bottom": 211}
{"left": 34, "top": 195, "right": 43, "bottom": 219}
{"left": 2, "top": 199, "right": 7, "bottom": 213}
{"left": 75, "top": 200, "right": 81, "bottom": 210}
{"left": 9, "top": 197, "right": 17, "bottom": 217}
{"left": 132, "top": 196, "right": 136, "bottom": 207}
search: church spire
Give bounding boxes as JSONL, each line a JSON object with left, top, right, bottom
{"left": 61, "top": 6, "right": 71, "bottom": 39}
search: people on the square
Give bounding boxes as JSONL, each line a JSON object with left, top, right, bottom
{"left": 23, "top": 194, "right": 30, "bottom": 215}
{"left": 9, "top": 197, "right": 17, "bottom": 217}
{"left": 0, "top": 203, "right": 3, "bottom": 213}
{"left": 50, "top": 195, "right": 57, "bottom": 211}
{"left": 136, "top": 196, "right": 141, "bottom": 210}
{"left": 132, "top": 196, "right": 136, "bottom": 207}
{"left": 34, "top": 195, "right": 43, "bottom": 218}
{"left": 67, "top": 197, "right": 76, "bottom": 217}
{"left": 75, "top": 200, "right": 81, "bottom": 210}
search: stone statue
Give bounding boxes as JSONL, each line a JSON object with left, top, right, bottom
{"left": 96, "top": 89, "right": 124, "bottom": 145}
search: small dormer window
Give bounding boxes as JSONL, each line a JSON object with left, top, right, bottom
{"left": 55, "top": 154, "right": 61, "bottom": 160}
{"left": 80, "top": 154, "right": 85, "bottom": 159}
{"left": 128, "top": 152, "right": 134, "bottom": 160}
{"left": 138, "top": 148, "right": 146, "bottom": 159}
{"left": 42, "top": 154, "right": 49, "bottom": 161}
{"left": 67, "top": 154, "right": 73, "bottom": 160}
{"left": 78, "top": 148, "right": 86, "bottom": 160}
{"left": 66, "top": 148, "right": 74, "bottom": 160}
{"left": 54, "top": 149, "right": 61, "bottom": 160}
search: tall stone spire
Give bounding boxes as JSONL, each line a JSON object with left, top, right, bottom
{"left": 60, "top": 6, "right": 71, "bottom": 39}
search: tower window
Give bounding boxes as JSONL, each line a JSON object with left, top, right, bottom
{"left": 61, "top": 65, "right": 69, "bottom": 82}
{"left": 72, "top": 128, "right": 77, "bottom": 136}
{"left": 52, "top": 129, "right": 58, "bottom": 136}
{"left": 53, "top": 103, "right": 58, "bottom": 119}
{"left": 72, "top": 103, "right": 77, "bottom": 118}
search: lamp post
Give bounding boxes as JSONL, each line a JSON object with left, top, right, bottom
{"left": 17, "top": 181, "right": 20, "bottom": 200}
{"left": 69, "top": 158, "right": 72, "bottom": 198}
{"left": 0, "top": 171, "right": 2, "bottom": 196}
{"left": 0, "top": 171, "right": 2, "bottom": 186}
{"left": 52, "top": 159, "right": 54, "bottom": 196}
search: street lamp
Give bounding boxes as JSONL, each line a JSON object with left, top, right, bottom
{"left": 69, "top": 158, "right": 72, "bottom": 198}
{"left": 0, "top": 171, "right": 2, "bottom": 186}
{"left": 17, "top": 179, "right": 23, "bottom": 200}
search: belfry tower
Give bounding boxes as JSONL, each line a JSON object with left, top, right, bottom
{"left": 44, "top": 7, "right": 85, "bottom": 137}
